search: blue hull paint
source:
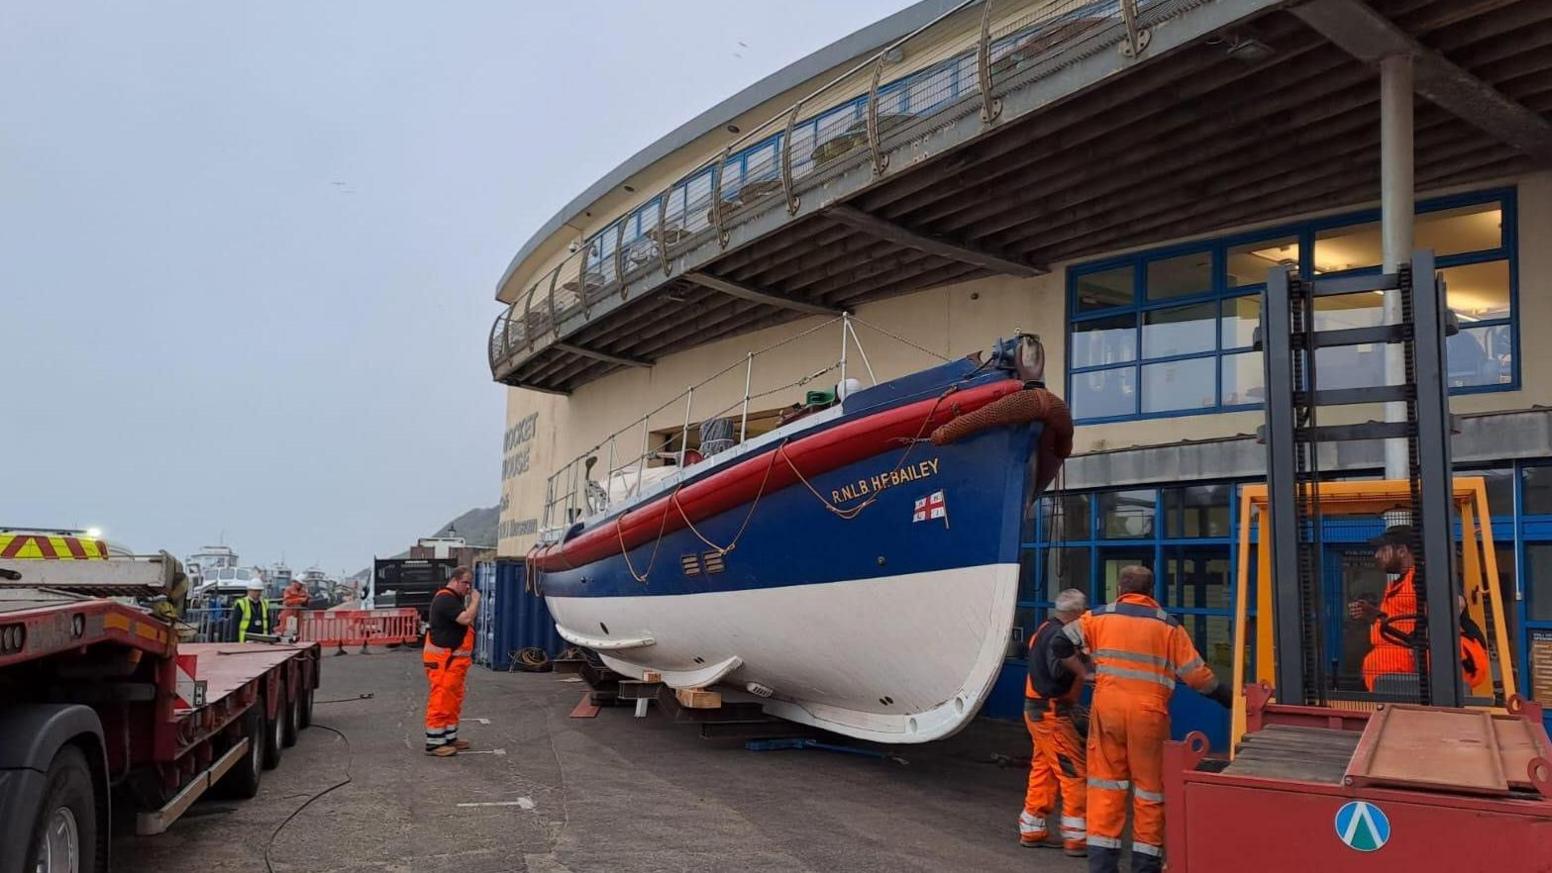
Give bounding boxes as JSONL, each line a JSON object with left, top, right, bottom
{"left": 539, "top": 419, "right": 1041, "bottom": 599}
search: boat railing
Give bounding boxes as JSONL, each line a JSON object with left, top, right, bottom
{"left": 490, "top": 0, "right": 1156, "bottom": 378}
{"left": 541, "top": 314, "right": 908, "bottom": 533}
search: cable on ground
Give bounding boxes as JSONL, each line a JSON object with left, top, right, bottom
{"left": 263, "top": 723, "right": 353, "bottom": 873}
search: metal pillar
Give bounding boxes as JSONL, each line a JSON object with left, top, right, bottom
{"left": 1380, "top": 55, "right": 1414, "bottom": 480}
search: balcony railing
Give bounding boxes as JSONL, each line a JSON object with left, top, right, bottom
{"left": 491, "top": 0, "right": 1163, "bottom": 380}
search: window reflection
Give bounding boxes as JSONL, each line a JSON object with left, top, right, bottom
{"left": 1448, "top": 325, "right": 1513, "bottom": 388}
{"left": 1314, "top": 222, "right": 1380, "bottom": 274}
{"left": 1072, "top": 368, "right": 1136, "bottom": 419}
{"left": 1165, "top": 486, "right": 1232, "bottom": 538}
{"left": 1100, "top": 490, "right": 1156, "bottom": 539}
{"left": 1076, "top": 267, "right": 1134, "bottom": 312}
{"left": 1099, "top": 549, "right": 1154, "bottom": 602}
{"left": 1147, "top": 252, "right": 1212, "bottom": 300}
{"left": 1045, "top": 547, "right": 1093, "bottom": 604}
{"left": 1143, "top": 303, "right": 1215, "bottom": 358}
{"left": 1441, "top": 260, "right": 1511, "bottom": 321}
{"left": 1141, "top": 358, "right": 1216, "bottom": 414}
{"left": 1072, "top": 314, "right": 1137, "bottom": 368}
{"left": 1221, "top": 351, "right": 1264, "bottom": 406}
{"left": 1227, "top": 236, "right": 1299, "bottom": 287}
{"left": 1220, "top": 295, "right": 1260, "bottom": 349}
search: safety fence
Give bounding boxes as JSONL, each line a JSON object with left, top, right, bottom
{"left": 490, "top": 0, "right": 1178, "bottom": 375}
{"left": 291, "top": 608, "right": 422, "bottom": 647}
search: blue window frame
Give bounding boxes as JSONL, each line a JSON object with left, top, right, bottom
{"left": 1066, "top": 189, "right": 1519, "bottom": 423}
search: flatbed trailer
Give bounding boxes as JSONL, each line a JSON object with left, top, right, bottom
{"left": 0, "top": 586, "right": 321, "bottom": 873}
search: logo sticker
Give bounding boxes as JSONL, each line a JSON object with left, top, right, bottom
{"left": 912, "top": 490, "right": 949, "bottom": 528}
{"left": 1334, "top": 801, "right": 1390, "bottom": 852}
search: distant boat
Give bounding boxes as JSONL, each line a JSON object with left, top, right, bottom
{"left": 529, "top": 334, "right": 1072, "bottom": 743}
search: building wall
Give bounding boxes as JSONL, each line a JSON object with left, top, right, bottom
{"left": 497, "top": 170, "right": 1549, "bottom": 555}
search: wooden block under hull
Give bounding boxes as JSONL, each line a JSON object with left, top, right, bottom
{"left": 675, "top": 687, "right": 722, "bottom": 709}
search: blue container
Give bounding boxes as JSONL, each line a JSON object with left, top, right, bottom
{"left": 478, "top": 559, "right": 566, "bottom": 671}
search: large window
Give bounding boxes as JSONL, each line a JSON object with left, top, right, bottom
{"left": 1067, "top": 191, "right": 1517, "bottom": 422}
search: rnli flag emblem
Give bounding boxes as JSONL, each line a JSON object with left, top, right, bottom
{"left": 913, "top": 490, "right": 948, "bottom": 527}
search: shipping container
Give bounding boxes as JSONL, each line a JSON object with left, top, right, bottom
{"left": 475, "top": 559, "right": 565, "bottom": 670}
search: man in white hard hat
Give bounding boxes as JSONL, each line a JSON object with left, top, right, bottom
{"left": 228, "top": 579, "right": 272, "bottom": 642}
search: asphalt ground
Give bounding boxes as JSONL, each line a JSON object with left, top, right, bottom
{"left": 114, "top": 649, "right": 1098, "bottom": 873}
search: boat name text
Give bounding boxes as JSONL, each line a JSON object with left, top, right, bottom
{"left": 831, "top": 458, "right": 940, "bottom": 503}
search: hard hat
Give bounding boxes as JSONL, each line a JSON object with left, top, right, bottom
{"left": 246, "top": 579, "right": 265, "bottom": 592}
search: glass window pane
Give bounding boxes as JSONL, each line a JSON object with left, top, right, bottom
{"left": 1447, "top": 324, "right": 1513, "bottom": 389}
{"left": 1221, "top": 295, "right": 1261, "bottom": 349}
{"left": 1312, "top": 292, "right": 1386, "bottom": 391}
{"left": 1045, "top": 547, "right": 1092, "bottom": 604}
{"left": 1072, "top": 314, "right": 1137, "bottom": 368}
{"left": 1179, "top": 615, "right": 1235, "bottom": 679}
{"left": 1162, "top": 548, "right": 1231, "bottom": 610}
{"left": 1314, "top": 221, "right": 1380, "bottom": 274}
{"left": 1441, "top": 260, "right": 1511, "bottom": 321}
{"left": 1141, "top": 358, "right": 1216, "bottom": 414}
{"left": 1527, "top": 543, "right": 1552, "bottom": 623}
{"left": 1075, "top": 266, "right": 1134, "bottom": 312}
{"left": 1100, "top": 489, "right": 1156, "bottom": 539}
{"left": 1010, "top": 604, "right": 1039, "bottom": 659}
{"left": 1523, "top": 466, "right": 1552, "bottom": 515}
{"left": 1072, "top": 367, "right": 1136, "bottom": 420}
{"left": 1221, "top": 350, "right": 1264, "bottom": 407}
{"left": 1143, "top": 303, "right": 1215, "bottom": 358}
{"left": 1416, "top": 202, "right": 1503, "bottom": 256}
{"left": 1146, "top": 252, "right": 1212, "bottom": 300}
{"left": 1165, "top": 485, "right": 1231, "bottom": 538}
{"left": 1227, "top": 236, "right": 1299, "bottom": 287}
{"left": 1098, "top": 548, "right": 1155, "bottom": 603}
{"left": 1040, "top": 492, "right": 1091, "bottom": 542}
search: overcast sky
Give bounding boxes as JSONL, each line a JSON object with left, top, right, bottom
{"left": 2, "top": 1, "right": 915, "bottom": 574}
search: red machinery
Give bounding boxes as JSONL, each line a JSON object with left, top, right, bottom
{"left": 1163, "top": 255, "right": 1552, "bottom": 870}
{"left": 1, "top": 557, "right": 321, "bottom": 872}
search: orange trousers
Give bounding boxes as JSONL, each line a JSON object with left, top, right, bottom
{"left": 1086, "top": 693, "right": 1168, "bottom": 873}
{"left": 423, "top": 650, "right": 472, "bottom": 750}
{"left": 1020, "top": 701, "right": 1087, "bottom": 850}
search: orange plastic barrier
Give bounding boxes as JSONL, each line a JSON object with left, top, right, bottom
{"left": 294, "top": 608, "right": 421, "bottom": 646}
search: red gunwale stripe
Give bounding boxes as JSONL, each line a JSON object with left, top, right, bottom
{"left": 536, "top": 379, "right": 1025, "bottom": 571}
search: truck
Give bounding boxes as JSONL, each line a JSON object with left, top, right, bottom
{"left": 0, "top": 552, "right": 321, "bottom": 873}
{"left": 368, "top": 556, "right": 456, "bottom": 621}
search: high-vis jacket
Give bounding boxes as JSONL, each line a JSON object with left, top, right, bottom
{"left": 1057, "top": 593, "right": 1222, "bottom": 702}
{"left": 232, "top": 596, "right": 271, "bottom": 642}
{"left": 1362, "top": 568, "right": 1419, "bottom": 690}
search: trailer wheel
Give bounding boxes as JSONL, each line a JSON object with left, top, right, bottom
{"left": 216, "top": 705, "right": 264, "bottom": 800}
{"left": 262, "top": 678, "right": 285, "bottom": 770}
{"left": 280, "top": 677, "right": 299, "bottom": 749}
{"left": 23, "top": 745, "right": 99, "bottom": 873}
{"left": 296, "top": 684, "right": 314, "bottom": 729}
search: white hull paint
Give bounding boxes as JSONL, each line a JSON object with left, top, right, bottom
{"left": 546, "top": 563, "right": 1018, "bottom": 744}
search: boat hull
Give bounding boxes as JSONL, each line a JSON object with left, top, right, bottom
{"left": 539, "top": 408, "right": 1038, "bottom": 743}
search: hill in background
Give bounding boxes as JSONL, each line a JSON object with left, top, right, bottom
{"left": 350, "top": 504, "right": 499, "bottom": 580}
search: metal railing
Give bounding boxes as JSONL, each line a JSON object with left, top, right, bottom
{"left": 490, "top": 0, "right": 1166, "bottom": 377}
{"left": 539, "top": 314, "right": 918, "bottom": 535}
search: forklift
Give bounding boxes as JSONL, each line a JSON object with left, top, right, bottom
{"left": 1162, "top": 252, "right": 1552, "bottom": 871}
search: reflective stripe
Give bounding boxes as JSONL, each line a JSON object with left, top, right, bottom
{"left": 1062, "top": 829, "right": 1086, "bottom": 840}
{"left": 425, "top": 735, "right": 447, "bottom": 746}
{"left": 1175, "top": 656, "right": 1204, "bottom": 677}
{"left": 1133, "top": 842, "right": 1163, "bottom": 857}
{"left": 1198, "top": 675, "right": 1221, "bottom": 694}
{"left": 1088, "top": 836, "right": 1123, "bottom": 849}
{"left": 424, "top": 642, "right": 453, "bottom": 655}
{"left": 1096, "top": 648, "right": 1169, "bottom": 668}
{"left": 1088, "top": 778, "right": 1131, "bottom": 791}
{"left": 1107, "top": 602, "right": 1176, "bottom": 625}
{"left": 1019, "top": 812, "right": 1046, "bottom": 834}
{"left": 1061, "top": 816, "right": 1086, "bottom": 829}
{"left": 1095, "top": 664, "right": 1176, "bottom": 689}
{"left": 453, "top": 649, "right": 473, "bottom": 657}
{"left": 1135, "top": 788, "right": 1165, "bottom": 803}
{"left": 1062, "top": 622, "right": 1085, "bottom": 646}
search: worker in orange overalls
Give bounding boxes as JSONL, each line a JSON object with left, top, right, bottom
{"left": 278, "top": 577, "right": 312, "bottom": 640}
{"left": 423, "top": 566, "right": 479, "bottom": 757}
{"left": 1050, "top": 565, "right": 1230, "bottom": 873}
{"left": 1350, "top": 525, "right": 1491, "bottom": 695}
{"left": 1018, "top": 587, "right": 1089, "bottom": 857}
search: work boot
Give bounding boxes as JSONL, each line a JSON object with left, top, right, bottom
{"left": 1062, "top": 841, "right": 1087, "bottom": 858}
{"left": 1018, "top": 811, "right": 1050, "bottom": 848}
{"left": 425, "top": 745, "right": 458, "bottom": 757}
{"left": 452, "top": 739, "right": 471, "bottom": 751}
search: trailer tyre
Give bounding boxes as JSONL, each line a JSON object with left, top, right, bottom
{"left": 297, "top": 684, "right": 314, "bottom": 729}
{"left": 280, "top": 677, "right": 299, "bottom": 748}
{"left": 262, "top": 678, "right": 285, "bottom": 770}
{"left": 217, "top": 705, "right": 264, "bottom": 800}
{"left": 23, "top": 745, "right": 98, "bottom": 873}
